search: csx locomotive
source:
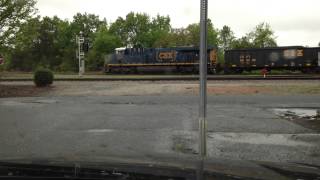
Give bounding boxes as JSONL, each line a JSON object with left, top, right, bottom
{"left": 104, "top": 46, "right": 320, "bottom": 74}
{"left": 104, "top": 47, "right": 218, "bottom": 73}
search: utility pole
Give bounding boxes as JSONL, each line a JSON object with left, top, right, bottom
{"left": 198, "top": 0, "right": 208, "bottom": 179}
{"left": 76, "top": 31, "right": 85, "bottom": 77}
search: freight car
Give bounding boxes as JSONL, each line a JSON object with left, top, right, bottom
{"left": 104, "top": 47, "right": 218, "bottom": 74}
{"left": 224, "top": 46, "right": 320, "bottom": 74}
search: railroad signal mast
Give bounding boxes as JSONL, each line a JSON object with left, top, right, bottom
{"left": 76, "top": 31, "right": 86, "bottom": 77}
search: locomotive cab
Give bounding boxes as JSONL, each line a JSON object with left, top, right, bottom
{"left": 115, "top": 47, "right": 126, "bottom": 55}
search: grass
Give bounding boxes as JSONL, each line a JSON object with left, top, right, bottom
{"left": 0, "top": 72, "right": 199, "bottom": 81}
{"left": 241, "top": 69, "right": 303, "bottom": 75}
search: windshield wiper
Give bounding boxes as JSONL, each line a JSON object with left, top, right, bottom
{"left": 2, "top": 160, "right": 319, "bottom": 180}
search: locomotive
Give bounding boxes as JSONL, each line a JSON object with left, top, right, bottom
{"left": 224, "top": 46, "right": 320, "bottom": 73}
{"left": 104, "top": 46, "right": 320, "bottom": 74}
{"left": 104, "top": 47, "right": 218, "bottom": 74}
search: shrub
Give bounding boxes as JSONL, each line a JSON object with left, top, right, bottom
{"left": 34, "top": 69, "right": 54, "bottom": 87}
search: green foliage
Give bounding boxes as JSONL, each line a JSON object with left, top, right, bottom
{"left": 231, "top": 36, "right": 254, "bottom": 49}
{"left": 7, "top": 13, "right": 109, "bottom": 71}
{"left": 33, "top": 69, "right": 54, "bottom": 87}
{"left": 2, "top": 5, "right": 278, "bottom": 72}
{"left": 219, "top": 25, "right": 235, "bottom": 50}
{"left": 153, "top": 19, "right": 219, "bottom": 48}
{"left": 93, "top": 27, "right": 121, "bottom": 54}
{"left": 182, "top": 19, "right": 219, "bottom": 47}
{"left": 9, "top": 16, "right": 66, "bottom": 71}
{"left": 153, "top": 28, "right": 188, "bottom": 47}
{"left": 87, "top": 26, "right": 121, "bottom": 70}
{"left": 109, "top": 12, "right": 171, "bottom": 48}
{"left": 71, "top": 13, "right": 107, "bottom": 39}
{"left": 0, "top": 0, "right": 37, "bottom": 50}
{"left": 230, "top": 23, "right": 277, "bottom": 49}
{"left": 148, "top": 15, "right": 171, "bottom": 47}
{"left": 249, "top": 23, "right": 277, "bottom": 48}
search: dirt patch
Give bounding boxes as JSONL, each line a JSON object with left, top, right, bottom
{"left": 1, "top": 80, "right": 319, "bottom": 97}
{"left": 187, "top": 86, "right": 273, "bottom": 95}
{"left": 0, "top": 84, "right": 53, "bottom": 98}
{"left": 50, "top": 83, "right": 275, "bottom": 96}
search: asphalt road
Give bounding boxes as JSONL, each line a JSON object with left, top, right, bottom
{"left": 0, "top": 95, "right": 320, "bottom": 165}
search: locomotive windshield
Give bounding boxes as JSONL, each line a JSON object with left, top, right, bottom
{"left": 115, "top": 48, "right": 126, "bottom": 55}
{"left": 0, "top": 0, "right": 320, "bottom": 179}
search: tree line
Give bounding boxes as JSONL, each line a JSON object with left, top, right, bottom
{"left": 0, "top": 0, "right": 278, "bottom": 72}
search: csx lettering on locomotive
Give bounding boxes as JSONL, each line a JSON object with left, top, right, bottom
{"left": 158, "top": 52, "right": 174, "bottom": 61}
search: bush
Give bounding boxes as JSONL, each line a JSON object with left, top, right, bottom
{"left": 34, "top": 69, "right": 54, "bottom": 87}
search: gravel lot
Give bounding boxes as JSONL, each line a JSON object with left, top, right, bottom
{"left": 1, "top": 80, "right": 320, "bottom": 166}
{"left": 1, "top": 80, "right": 320, "bottom": 97}
{"left": 1, "top": 95, "right": 320, "bottom": 165}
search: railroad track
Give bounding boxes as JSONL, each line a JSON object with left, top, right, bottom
{"left": 1, "top": 75, "right": 320, "bottom": 81}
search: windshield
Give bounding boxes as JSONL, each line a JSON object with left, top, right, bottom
{"left": 0, "top": 0, "right": 320, "bottom": 179}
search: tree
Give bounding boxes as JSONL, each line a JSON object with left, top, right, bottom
{"left": 9, "top": 16, "right": 73, "bottom": 71}
{"left": 231, "top": 36, "right": 253, "bottom": 49}
{"left": 155, "top": 19, "right": 219, "bottom": 48}
{"left": 185, "top": 19, "right": 219, "bottom": 47}
{"left": 249, "top": 23, "right": 277, "bottom": 48}
{"left": 63, "top": 13, "right": 108, "bottom": 71}
{"left": 110, "top": 12, "right": 150, "bottom": 47}
{"left": 147, "top": 14, "right": 171, "bottom": 47}
{"left": 109, "top": 12, "right": 171, "bottom": 48}
{"left": 219, "top": 25, "right": 235, "bottom": 51}
{"left": 126, "top": 12, "right": 150, "bottom": 47}
{"left": 153, "top": 28, "right": 188, "bottom": 47}
{"left": 8, "top": 16, "right": 41, "bottom": 70}
{"left": 35, "top": 16, "right": 64, "bottom": 68}
{"left": 109, "top": 17, "right": 127, "bottom": 47}
{"left": 87, "top": 26, "right": 121, "bottom": 70}
{"left": 230, "top": 23, "right": 277, "bottom": 49}
{"left": 71, "top": 13, "right": 107, "bottom": 38}
{"left": 0, "top": 0, "right": 37, "bottom": 49}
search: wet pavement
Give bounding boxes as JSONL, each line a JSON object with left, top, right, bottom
{"left": 0, "top": 95, "right": 320, "bottom": 165}
{"left": 273, "top": 108, "right": 320, "bottom": 120}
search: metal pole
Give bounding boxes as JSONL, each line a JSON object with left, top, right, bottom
{"left": 199, "top": 0, "right": 208, "bottom": 158}
{"left": 198, "top": 0, "right": 208, "bottom": 179}
{"left": 77, "top": 35, "right": 81, "bottom": 77}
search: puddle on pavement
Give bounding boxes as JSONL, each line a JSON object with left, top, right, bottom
{"left": 0, "top": 101, "right": 28, "bottom": 106}
{"left": 1, "top": 99, "right": 58, "bottom": 106}
{"left": 172, "top": 134, "right": 198, "bottom": 154}
{"left": 207, "top": 133, "right": 315, "bottom": 147}
{"left": 23, "top": 99, "right": 58, "bottom": 104}
{"left": 171, "top": 132, "right": 318, "bottom": 155}
{"left": 101, "top": 101, "right": 157, "bottom": 105}
{"left": 273, "top": 108, "right": 320, "bottom": 121}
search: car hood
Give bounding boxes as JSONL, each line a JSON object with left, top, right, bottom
{"left": 1, "top": 155, "right": 319, "bottom": 180}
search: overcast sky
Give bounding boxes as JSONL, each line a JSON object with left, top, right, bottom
{"left": 36, "top": 0, "right": 320, "bottom": 47}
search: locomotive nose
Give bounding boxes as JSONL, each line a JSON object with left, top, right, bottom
{"left": 104, "top": 54, "right": 114, "bottom": 65}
